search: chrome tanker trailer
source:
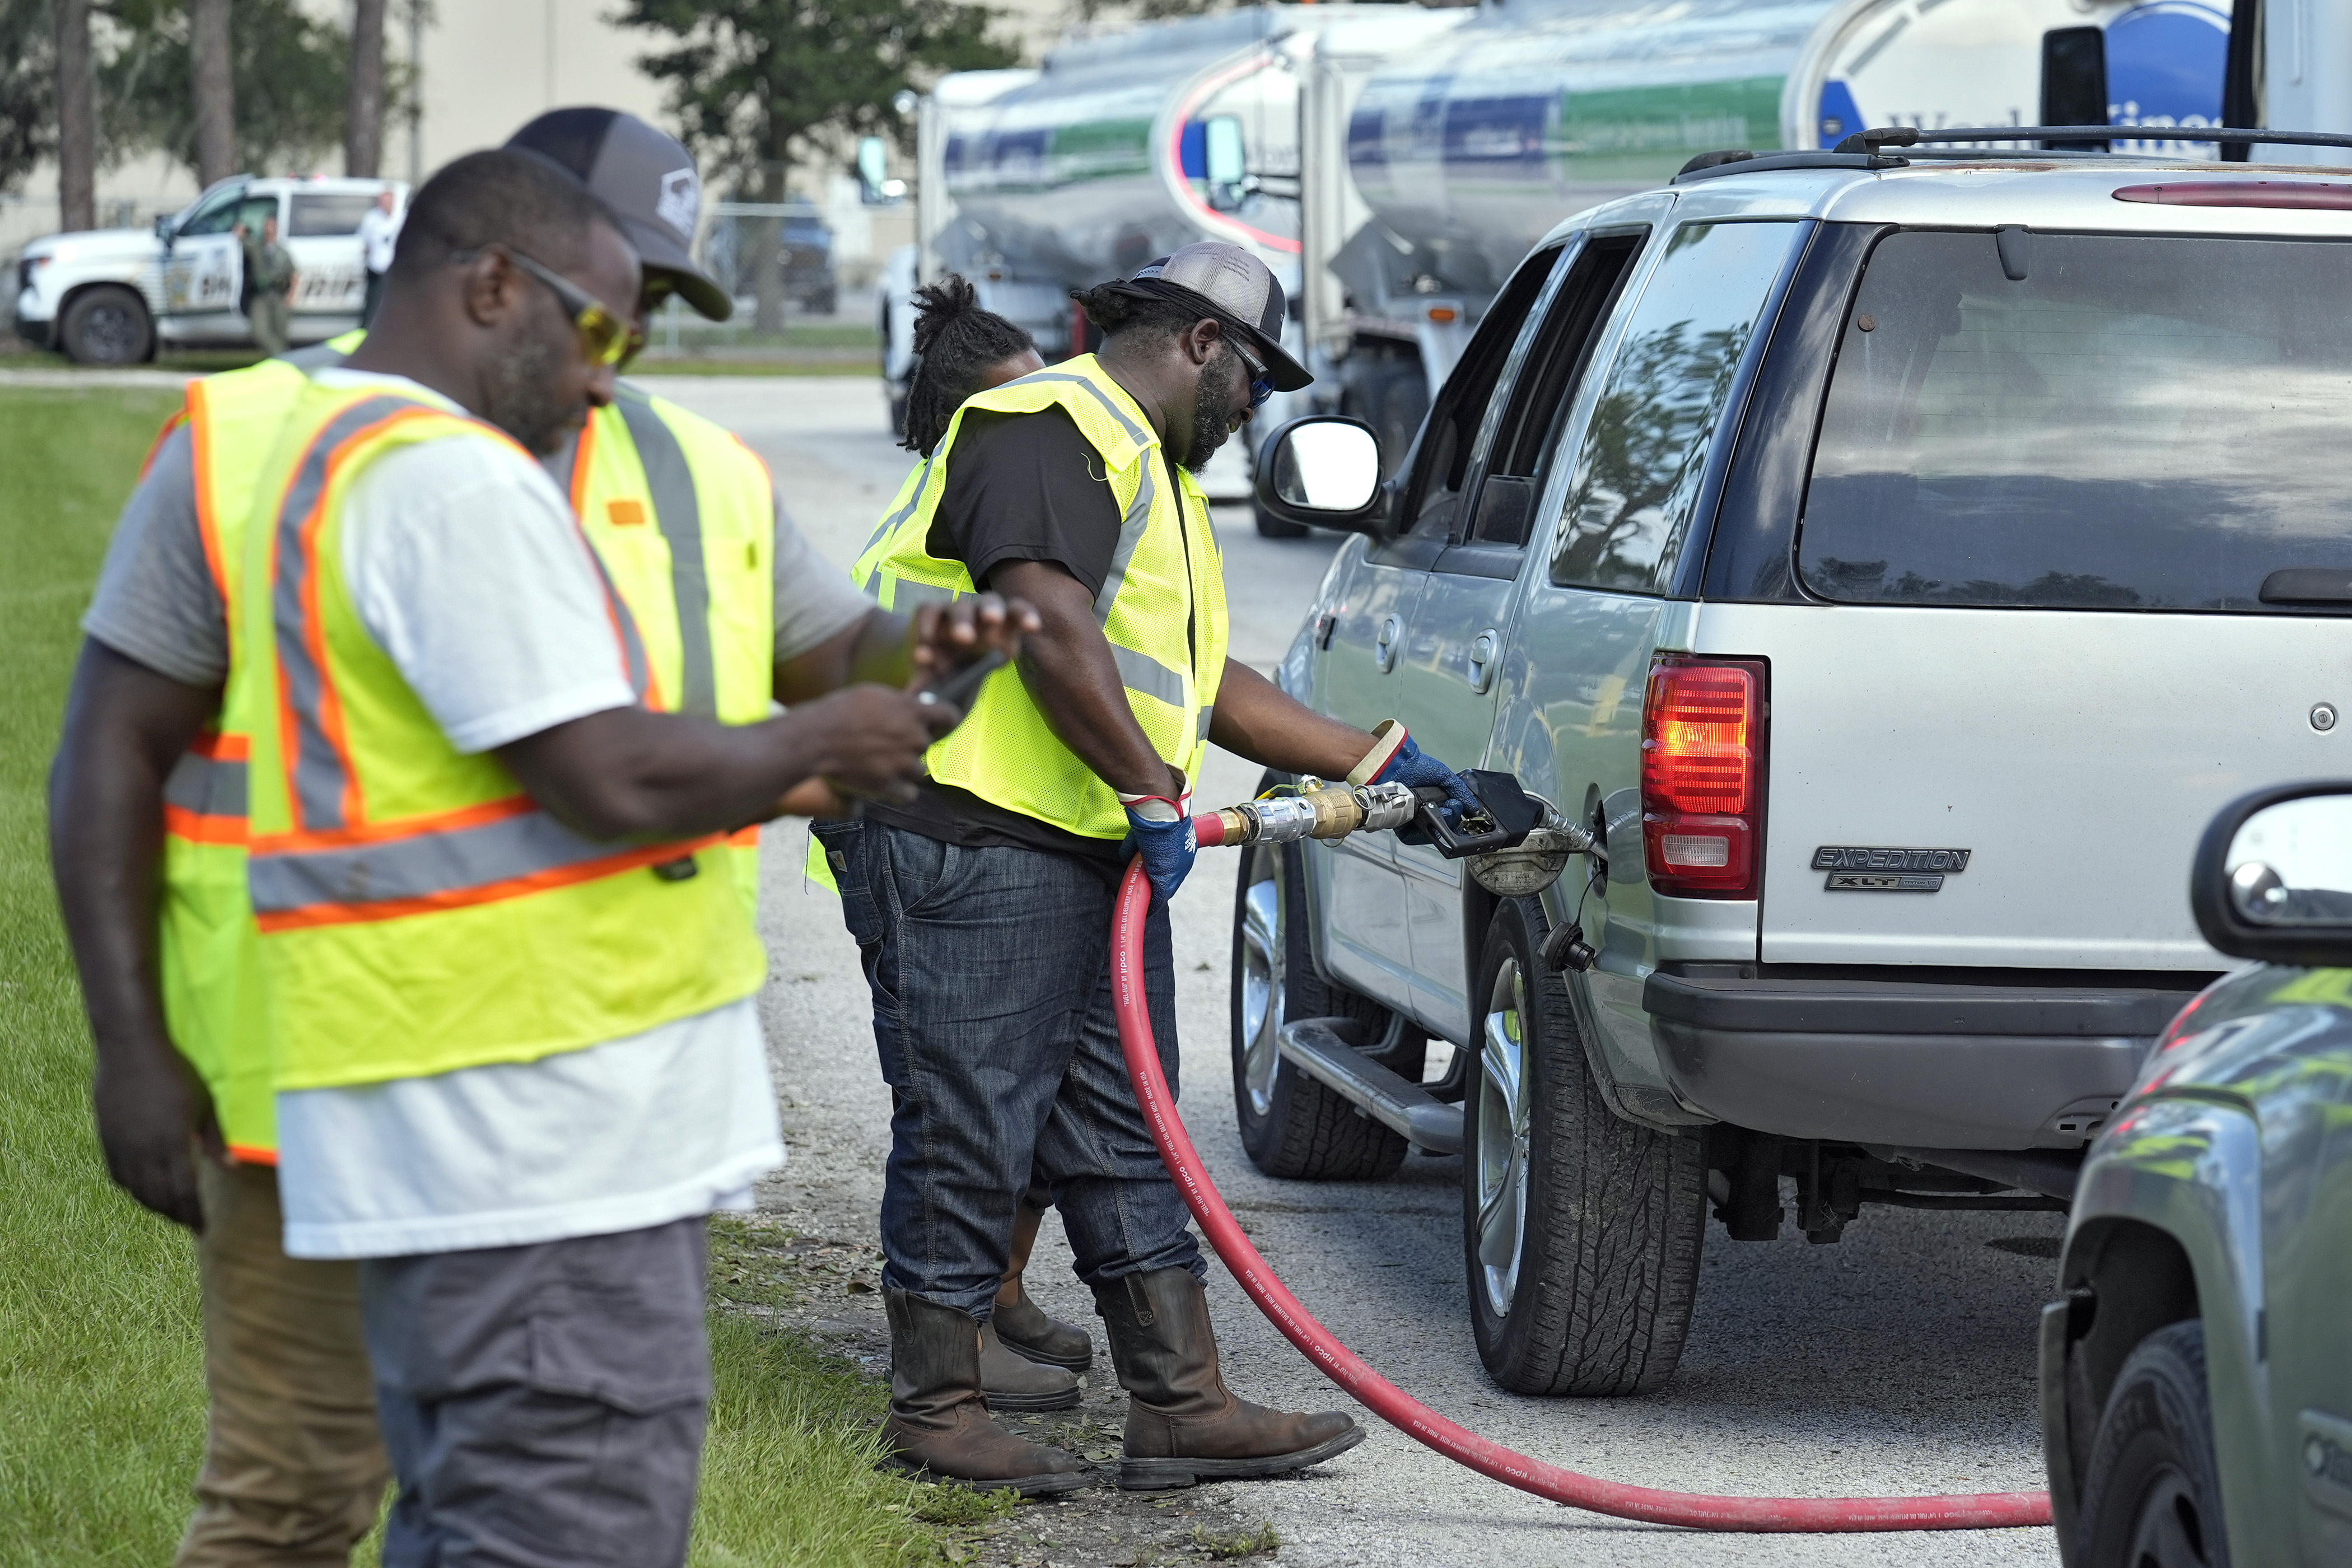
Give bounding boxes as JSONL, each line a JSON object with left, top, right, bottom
{"left": 1326, "top": 0, "right": 2229, "bottom": 467}
{"left": 895, "top": 0, "right": 2229, "bottom": 515}
{"left": 888, "top": 3, "right": 1462, "bottom": 499}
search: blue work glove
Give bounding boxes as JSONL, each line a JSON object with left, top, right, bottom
{"left": 1119, "top": 791, "right": 1196, "bottom": 907}
{"left": 1350, "top": 719, "right": 1479, "bottom": 827}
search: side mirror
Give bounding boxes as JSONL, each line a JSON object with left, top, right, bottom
{"left": 1253, "top": 416, "right": 1386, "bottom": 536}
{"left": 2190, "top": 782, "right": 2352, "bottom": 965}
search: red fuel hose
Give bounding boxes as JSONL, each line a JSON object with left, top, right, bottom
{"left": 1111, "top": 851, "right": 2052, "bottom": 1533}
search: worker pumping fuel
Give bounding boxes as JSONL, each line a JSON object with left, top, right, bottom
{"left": 819, "top": 241, "right": 1482, "bottom": 1496}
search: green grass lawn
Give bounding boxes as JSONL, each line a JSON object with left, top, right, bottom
{"left": 0, "top": 388, "right": 946, "bottom": 1566}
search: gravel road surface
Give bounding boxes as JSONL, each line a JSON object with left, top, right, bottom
{"left": 653, "top": 376, "right": 2064, "bottom": 1567}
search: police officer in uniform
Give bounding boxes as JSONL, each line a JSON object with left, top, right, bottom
{"left": 829, "top": 243, "right": 1478, "bottom": 1494}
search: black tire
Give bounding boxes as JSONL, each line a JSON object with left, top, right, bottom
{"left": 60, "top": 285, "right": 155, "bottom": 364}
{"left": 1462, "top": 898, "right": 1703, "bottom": 1396}
{"left": 2075, "top": 1320, "right": 2229, "bottom": 1568}
{"left": 1252, "top": 496, "right": 1308, "bottom": 539}
{"left": 1230, "top": 776, "right": 1409, "bottom": 1182}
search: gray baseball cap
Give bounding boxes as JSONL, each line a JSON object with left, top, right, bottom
{"left": 1100, "top": 241, "right": 1310, "bottom": 391}
{"left": 506, "top": 108, "right": 731, "bottom": 321}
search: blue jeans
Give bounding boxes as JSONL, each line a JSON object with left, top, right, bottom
{"left": 814, "top": 819, "right": 1202, "bottom": 1317}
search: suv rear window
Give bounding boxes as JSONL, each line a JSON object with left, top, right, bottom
{"left": 1800, "top": 230, "right": 2352, "bottom": 613}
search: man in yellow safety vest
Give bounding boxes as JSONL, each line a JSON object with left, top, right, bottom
{"left": 823, "top": 243, "right": 1479, "bottom": 1494}
{"left": 50, "top": 139, "right": 1023, "bottom": 1565}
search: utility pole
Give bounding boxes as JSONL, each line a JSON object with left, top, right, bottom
{"left": 190, "top": 0, "right": 237, "bottom": 186}
{"left": 407, "top": 0, "right": 424, "bottom": 182}
{"left": 347, "top": 0, "right": 388, "bottom": 177}
{"left": 53, "top": 0, "right": 94, "bottom": 232}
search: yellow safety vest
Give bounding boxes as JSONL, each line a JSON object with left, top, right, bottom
{"left": 561, "top": 387, "right": 776, "bottom": 911}
{"left": 153, "top": 345, "right": 347, "bottom": 1159}
{"left": 238, "top": 381, "right": 767, "bottom": 1092}
{"left": 851, "top": 356, "right": 1227, "bottom": 841}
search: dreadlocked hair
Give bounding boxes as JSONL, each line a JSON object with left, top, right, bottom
{"left": 1072, "top": 282, "right": 1203, "bottom": 342}
{"left": 902, "top": 274, "right": 1037, "bottom": 456}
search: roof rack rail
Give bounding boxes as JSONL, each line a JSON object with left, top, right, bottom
{"left": 1834, "top": 125, "right": 2352, "bottom": 155}
{"left": 1672, "top": 150, "right": 1910, "bottom": 184}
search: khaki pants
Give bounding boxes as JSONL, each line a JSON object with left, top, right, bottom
{"left": 176, "top": 1160, "right": 390, "bottom": 1567}
{"left": 249, "top": 295, "right": 290, "bottom": 357}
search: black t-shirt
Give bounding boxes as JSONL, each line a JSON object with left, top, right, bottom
{"left": 865, "top": 405, "right": 1151, "bottom": 874}
{"left": 926, "top": 407, "right": 1121, "bottom": 595}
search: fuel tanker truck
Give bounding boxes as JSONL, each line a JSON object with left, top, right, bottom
{"left": 893, "top": 0, "right": 2229, "bottom": 525}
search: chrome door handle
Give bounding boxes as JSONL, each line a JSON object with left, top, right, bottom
{"left": 1467, "top": 630, "right": 1497, "bottom": 694}
{"left": 1375, "top": 614, "right": 1401, "bottom": 674}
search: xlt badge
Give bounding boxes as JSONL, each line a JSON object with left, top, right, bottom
{"left": 1814, "top": 846, "right": 1971, "bottom": 892}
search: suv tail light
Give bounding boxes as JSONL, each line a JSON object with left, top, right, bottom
{"left": 1640, "top": 656, "right": 1767, "bottom": 898}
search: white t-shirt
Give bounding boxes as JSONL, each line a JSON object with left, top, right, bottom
{"left": 356, "top": 205, "right": 402, "bottom": 275}
{"left": 273, "top": 369, "right": 783, "bottom": 1261}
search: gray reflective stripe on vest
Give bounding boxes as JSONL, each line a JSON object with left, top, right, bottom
{"left": 248, "top": 802, "right": 656, "bottom": 914}
{"left": 614, "top": 393, "right": 716, "bottom": 718}
{"left": 862, "top": 447, "right": 940, "bottom": 566}
{"left": 578, "top": 536, "right": 655, "bottom": 703}
{"left": 1093, "top": 439, "right": 1156, "bottom": 621}
{"left": 279, "top": 340, "right": 352, "bottom": 372}
{"left": 1112, "top": 644, "right": 1187, "bottom": 709}
{"left": 165, "top": 749, "right": 247, "bottom": 820}
{"left": 996, "top": 368, "right": 1152, "bottom": 449}
{"left": 1196, "top": 706, "right": 1213, "bottom": 746}
{"left": 272, "top": 394, "right": 442, "bottom": 831}
{"left": 887, "top": 580, "right": 963, "bottom": 613}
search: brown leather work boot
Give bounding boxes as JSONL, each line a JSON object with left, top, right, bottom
{"left": 993, "top": 1201, "right": 1094, "bottom": 1372}
{"left": 979, "top": 1320, "right": 1081, "bottom": 1412}
{"left": 883, "top": 1289, "right": 1089, "bottom": 1496}
{"left": 1093, "top": 1266, "right": 1364, "bottom": 1491}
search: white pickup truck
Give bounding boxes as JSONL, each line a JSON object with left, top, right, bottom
{"left": 15, "top": 174, "right": 404, "bottom": 363}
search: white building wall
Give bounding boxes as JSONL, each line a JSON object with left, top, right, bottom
{"left": 2, "top": 0, "right": 1073, "bottom": 262}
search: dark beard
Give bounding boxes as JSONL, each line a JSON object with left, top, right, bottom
{"left": 480, "top": 307, "right": 577, "bottom": 455}
{"left": 1183, "top": 342, "right": 1245, "bottom": 474}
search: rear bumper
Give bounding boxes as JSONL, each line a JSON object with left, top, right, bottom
{"left": 1644, "top": 969, "right": 2203, "bottom": 1151}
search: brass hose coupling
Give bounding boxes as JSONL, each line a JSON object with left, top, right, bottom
{"left": 1200, "top": 780, "right": 1419, "bottom": 848}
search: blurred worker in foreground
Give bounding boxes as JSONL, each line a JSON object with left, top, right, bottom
{"left": 241, "top": 214, "right": 297, "bottom": 357}
{"left": 52, "top": 139, "right": 1023, "bottom": 1566}
{"left": 825, "top": 242, "right": 1477, "bottom": 1494}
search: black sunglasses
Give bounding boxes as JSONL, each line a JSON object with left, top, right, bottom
{"left": 453, "top": 244, "right": 646, "bottom": 368}
{"left": 1230, "top": 338, "right": 1275, "bottom": 412}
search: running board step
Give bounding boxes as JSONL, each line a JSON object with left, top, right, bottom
{"left": 1277, "top": 1018, "right": 1464, "bottom": 1155}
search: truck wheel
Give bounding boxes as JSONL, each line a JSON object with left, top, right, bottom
{"left": 1230, "top": 787, "right": 1409, "bottom": 1182}
{"left": 1252, "top": 496, "right": 1308, "bottom": 540}
{"left": 60, "top": 286, "right": 155, "bottom": 364}
{"left": 1463, "top": 898, "right": 1702, "bottom": 1396}
{"left": 2074, "top": 1320, "right": 2228, "bottom": 1568}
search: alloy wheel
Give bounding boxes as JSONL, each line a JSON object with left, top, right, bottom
{"left": 1475, "top": 958, "right": 1533, "bottom": 1319}
{"left": 2122, "top": 1464, "right": 2215, "bottom": 1567}
{"left": 1238, "top": 850, "right": 1285, "bottom": 1119}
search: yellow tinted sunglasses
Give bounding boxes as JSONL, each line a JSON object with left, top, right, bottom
{"left": 456, "top": 244, "right": 645, "bottom": 368}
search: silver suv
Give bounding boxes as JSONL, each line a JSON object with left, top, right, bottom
{"left": 1238, "top": 149, "right": 2352, "bottom": 1398}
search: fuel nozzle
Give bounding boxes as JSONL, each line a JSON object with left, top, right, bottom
{"left": 1193, "top": 780, "right": 1418, "bottom": 848}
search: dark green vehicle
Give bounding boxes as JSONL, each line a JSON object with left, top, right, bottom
{"left": 2043, "top": 780, "right": 2352, "bottom": 1567}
